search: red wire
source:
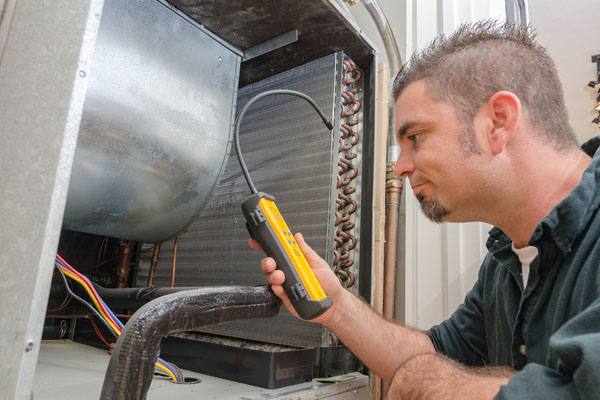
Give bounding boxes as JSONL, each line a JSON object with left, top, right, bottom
{"left": 89, "top": 318, "right": 112, "bottom": 349}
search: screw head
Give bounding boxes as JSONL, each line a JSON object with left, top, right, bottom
{"left": 218, "top": 57, "right": 223, "bottom": 63}
{"left": 79, "top": 70, "right": 87, "bottom": 78}
{"left": 25, "top": 340, "right": 34, "bottom": 352}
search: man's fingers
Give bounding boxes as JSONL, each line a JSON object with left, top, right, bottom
{"left": 270, "top": 283, "right": 287, "bottom": 299}
{"left": 260, "top": 257, "right": 276, "bottom": 273}
{"left": 248, "top": 238, "right": 264, "bottom": 252}
{"left": 266, "top": 270, "right": 285, "bottom": 286}
{"left": 294, "top": 233, "right": 321, "bottom": 265}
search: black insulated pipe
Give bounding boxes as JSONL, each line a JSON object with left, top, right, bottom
{"left": 93, "top": 285, "right": 198, "bottom": 310}
{"left": 100, "top": 286, "right": 281, "bottom": 400}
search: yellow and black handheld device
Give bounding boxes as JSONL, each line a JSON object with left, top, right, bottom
{"left": 234, "top": 89, "right": 333, "bottom": 320}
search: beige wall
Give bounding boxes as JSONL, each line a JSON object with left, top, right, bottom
{"left": 528, "top": 0, "right": 600, "bottom": 143}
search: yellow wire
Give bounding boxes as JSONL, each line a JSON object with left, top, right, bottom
{"left": 60, "top": 267, "right": 120, "bottom": 334}
{"left": 155, "top": 362, "right": 178, "bottom": 381}
{"left": 57, "top": 263, "right": 178, "bottom": 382}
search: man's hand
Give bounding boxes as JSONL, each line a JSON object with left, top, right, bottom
{"left": 249, "top": 232, "right": 344, "bottom": 325}
{"left": 250, "top": 232, "right": 438, "bottom": 382}
{"left": 386, "top": 353, "right": 514, "bottom": 400}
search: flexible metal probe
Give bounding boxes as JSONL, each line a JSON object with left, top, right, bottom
{"left": 234, "top": 89, "right": 334, "bottom": 320}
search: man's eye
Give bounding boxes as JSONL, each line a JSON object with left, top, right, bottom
{"left": 408, "top": 132, "right": 422, "bottom": 142}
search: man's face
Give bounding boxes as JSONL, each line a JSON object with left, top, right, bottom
{"left": 394, "top": 80, "right": 486, "bottom": 223}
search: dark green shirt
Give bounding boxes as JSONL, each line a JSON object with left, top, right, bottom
{"left": 428, "top": 137, "right": 600, "bottom": 399}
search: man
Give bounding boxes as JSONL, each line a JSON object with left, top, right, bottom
{"left": 252, "top": 20, "right": 600, "bottom": 399}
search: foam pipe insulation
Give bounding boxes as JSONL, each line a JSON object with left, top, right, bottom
{"left": 100, "top": 286, "right": 281, "bottom": 399}
{"left": 93, "top": 285, "right": 196, "bottom": 311}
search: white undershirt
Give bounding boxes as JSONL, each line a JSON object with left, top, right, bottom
{"left": 511, "top": 243, "right": 538, "bottom": 288}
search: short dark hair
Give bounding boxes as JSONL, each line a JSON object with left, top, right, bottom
{"left": 392, "top": 20, "right": 578, "bottom": 152}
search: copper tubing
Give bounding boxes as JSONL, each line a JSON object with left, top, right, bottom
{"left": 96, "top": 236, "right": 109, "bottom": 271}
{"left": 334, "top": 58, "right": 362, "bottom": 288}
{"left": 170, "top": 237, "right": 179, "bottom": 287}
{"left": 116, "top": 240, "right": 135, "bottom": 288}
{"left": 146, "top": 243, "right": 161, "bottom": 287}
{"left": 383, "top": 164, "right": 403, "bottom": 320}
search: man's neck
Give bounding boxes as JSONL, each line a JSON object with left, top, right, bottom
{"left": 495, "top": 146, "right": 592, "bottom": 247}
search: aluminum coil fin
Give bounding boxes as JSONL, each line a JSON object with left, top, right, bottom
{"left": 137, "top": 53, "right": 366, "bottom": 348}
{"left": 62, "top": 0, "right": 241, "bottom": 243}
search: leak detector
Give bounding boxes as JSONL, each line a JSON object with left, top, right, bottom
{"left": 234, "top": 89, "right": 334, "bottom": 320}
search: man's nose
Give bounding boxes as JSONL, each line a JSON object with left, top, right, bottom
{"left": 393, "top": 148, "right": 415, "bottom": 178}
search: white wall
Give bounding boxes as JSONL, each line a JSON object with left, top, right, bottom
{"left": 345, "top": 0, "right": 408, "bottom": 71}
{"left": 401, "top": 1, "right": 504, "bottom": 330}
{"left": 349, "top": 0, "right": 503, "bottom": 330}
{"left": 527, "top": 0, "right": 600, "bottom": 143}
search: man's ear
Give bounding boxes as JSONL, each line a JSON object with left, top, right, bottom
{"left": 482, "top": 91, "right": 521, "bottom": 155}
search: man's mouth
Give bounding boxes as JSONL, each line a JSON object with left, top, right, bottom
{"left": 411, "top": 182, "right": 426, "bottom": 195}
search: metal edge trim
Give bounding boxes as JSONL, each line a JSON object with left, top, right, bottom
{"left": 156, "top": 0, "right": 244, "bottom": 56}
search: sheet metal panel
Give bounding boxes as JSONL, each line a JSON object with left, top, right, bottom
{"left": 62, "top": 0, "right": 240, "bottom": 243}
{"left": 166, "top": 0, "right": 376, "bottom": 86}
{"left": 0, "top": 1, "right": 102, "bottom": 398}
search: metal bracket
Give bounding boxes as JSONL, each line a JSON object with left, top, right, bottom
{"left": 243, "top": 29, "right": 300, "bottom": 61}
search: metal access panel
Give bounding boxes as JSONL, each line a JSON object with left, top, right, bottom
{"left": 137, "top": 51, "right": 372, "bottom": 348}
{"left": 62, "top": 0, "right": 241, "bottom": 243}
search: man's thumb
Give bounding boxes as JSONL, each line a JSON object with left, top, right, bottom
{"left": 295, "top": 233, "right": 319, "bottom": 264}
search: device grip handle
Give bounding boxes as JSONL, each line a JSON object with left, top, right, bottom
{"left": 242, "top": 193, "right": 332, "bottom": 320}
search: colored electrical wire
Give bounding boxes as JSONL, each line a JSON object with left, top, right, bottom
{"left": 55, "top": 255, "right": 181, "bottom": 382}
{"left": 54, "top": 264, "right": 117, "bottom": 336}
{"left": 45, "top": 313, "right": 131, "bottom": 319}
{"left": 54, "top": 254, "right": 184, "bottom": 383}
{"left": 55, "top": 256, "right": 181, "bottom": 382}
{"left": 56, "top": 259, "right": 121, "bottom": 333}
{"left": 90, "top": 318, "right": 112, "bottom": 349}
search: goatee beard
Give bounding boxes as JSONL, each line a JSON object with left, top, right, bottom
{"left": 416, "top": 193, "right": 451, "bottom": 223}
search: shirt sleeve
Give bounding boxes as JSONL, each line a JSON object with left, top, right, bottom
{"left": 495, "top": 296, "right": 600, "bottom": 400}
{"left": 427, "top": 258, "right": 490, "bottom": 366}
